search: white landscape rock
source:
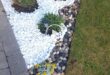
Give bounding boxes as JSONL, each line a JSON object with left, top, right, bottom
{"left": 1, "top": 0, "right": 74, "bottom": 68}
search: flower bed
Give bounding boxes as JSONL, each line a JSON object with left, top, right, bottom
{"left": 1, "top": 0, "right": 75, "bottom": 69}
{"left": 29, "top": 1, "right": 80, "bottom": 74}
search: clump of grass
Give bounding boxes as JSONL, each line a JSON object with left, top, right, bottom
{"left": 38, "top": 13, "right": 64, "bottom": 34}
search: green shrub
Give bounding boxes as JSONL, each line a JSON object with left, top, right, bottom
{"left": 13, "top": 0, "right": 36, "bottom": 7}
{"left": 38, "top": 13, "right": 64, "bottom": 34}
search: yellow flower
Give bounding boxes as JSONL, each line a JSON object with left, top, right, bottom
{"left": 42, "top": 71, "right": 47, "bottom": 75}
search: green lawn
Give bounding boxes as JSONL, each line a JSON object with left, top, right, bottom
{"left": 66, "top": 0, "right": 110, "bottom": 75}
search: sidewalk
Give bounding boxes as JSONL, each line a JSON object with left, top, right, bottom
{"left": 0, "top": 0, "right": 29, "bottom": 75}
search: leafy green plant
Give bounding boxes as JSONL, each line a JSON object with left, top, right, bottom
{"left": 38, "top": 13, "right": 64, "bottom": 34}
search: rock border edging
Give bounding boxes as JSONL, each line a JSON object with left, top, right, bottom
{"left": 47, "top": 0, "right": 80, "bottom": 74}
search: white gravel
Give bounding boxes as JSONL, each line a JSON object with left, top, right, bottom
{"left": 1, "top": 0, "right": 74, "bottom": 68}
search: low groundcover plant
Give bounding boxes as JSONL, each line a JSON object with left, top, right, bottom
{"left": 38, "top": 13, "right": 64, "bottom": 35}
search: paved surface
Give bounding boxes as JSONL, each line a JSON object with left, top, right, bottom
{"left": 0, "top": 0, "right": 29, "bottom": 75}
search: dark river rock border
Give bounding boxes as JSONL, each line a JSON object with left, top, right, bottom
{"left": 46, "top": 0, "right": 80, "bottom": 74}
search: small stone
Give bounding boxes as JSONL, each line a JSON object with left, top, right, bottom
{"left": 69, "top": 38, "right": 72, "bottom": 42}
{"left": 56, "top": 51, "right": 59, "bottom": 54}
{"left": 48, "top": 58, "right": 52, "bottom": 63}
{"left": 28, "top": 68, "right": 34, "bottom": 75}
{"left": 60, "top": 57, "right": 64, "bottom": 60}
{"left": 63, "top": 38, "right": 70, "bottom": 46}
{"left": 63, "top": 43, "right": 68, "bottom": 46}
{"left": 54, "top": 54, "right": 59, "bottom": 59}
{"left": 65, "top": 47, "right": 69, "bottom": 52}
{"left": 64, "top": 20, "right": 69, "bottom": 26}
{"left": 58, "top": 66, "right": 61, "bottom": 70}
{"left": 62, "top": 66, "right": 65, "bottom": 71}
{"left": 53, "top": 52, "right": 57, "bottom": 55}
{"left": 59, "top": 47, "right": 62, "bottom": 50}
{"left": 55, "top": 68, "right": 62, "bottom": 73}
{"left": 58, "top": 10, "right": 64, "bottom": 16}
{"left": 59, "top": 60, "right": 67, "bottom": 67}
{"left": 59, "top": 52, "right": 66, "bottom": 57}
{"left": 63, "top": 57, "right": 67, "bottom": 61}
{"left": 69, "top": 15, "right": 73, "bottom": 20}
{"left": 67, "top": 23, "right": 72, "bottom": 27}
{"left": 71, "top": 11, "right": 76, "bottom": 17}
